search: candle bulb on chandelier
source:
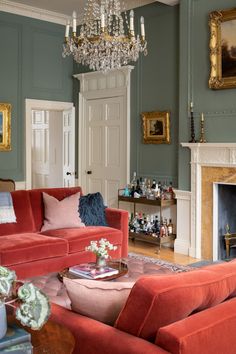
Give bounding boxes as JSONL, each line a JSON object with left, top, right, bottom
{"left": 101, "top": 5, "right": 105, "bottom": 29}
{"left": 140, "top": 16, "right": 145, "bottom": 38}
{"left": 201, "top": 113, "right": 204, "bottom": 122}
{"left": 190, "top": 101, "right": 193, "bottom": 113}
{"left": 65, "top": 20, "right": 70, "bottom": 38}
{"left": 72, "top": 11, "right": 77, "bottom": 33}
{"left": 130, "top": 10, "right": 134, "bottom": 32}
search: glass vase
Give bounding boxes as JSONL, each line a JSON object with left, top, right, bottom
{"left": 96, "top": 255, "right": 107, "bottom": 271}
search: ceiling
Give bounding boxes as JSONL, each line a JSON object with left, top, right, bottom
{"left": 4, "top": 0, "right": 179, "bottom": 17}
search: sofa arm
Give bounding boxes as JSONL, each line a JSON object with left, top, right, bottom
{"left": 105, "top": 208, "right": 129, "bottom": 257}
{"left": 156, "top": 297, "right": 236, "bottom": 354}
{"left": 51, "top": 304, "right": 169, "bottom": 354}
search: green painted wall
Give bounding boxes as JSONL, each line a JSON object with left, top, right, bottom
{"left": 179, "top": 0, "right": 236, "bottom": 190}
{"left": 0, "top": 12, "right": 73, "bottom": 181}
{"left": 131, "top": 3, "right": 179, "bottom": 187}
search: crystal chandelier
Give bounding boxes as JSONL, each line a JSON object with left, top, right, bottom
{"left": 62, "top": 0, "right": 148, "bottom": 72}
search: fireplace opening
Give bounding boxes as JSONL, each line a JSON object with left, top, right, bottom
{"left": 217, "top": 184, "right": 236, "bottom": 260}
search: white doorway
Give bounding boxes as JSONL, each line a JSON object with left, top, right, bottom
{"left": 25, "top": 99, "right": 75, "bottom": 189}
{"left": 74, "top": 66, "right": 133, "bottom": 207}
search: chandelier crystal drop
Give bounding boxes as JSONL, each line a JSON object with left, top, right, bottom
{"left": 62, "top": 0, "right": 148, "bottom": 72}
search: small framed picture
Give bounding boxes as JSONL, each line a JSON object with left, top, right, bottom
{"left": 141, "top": 111, "right": 170, "bottom": 144}
{"left": 0, "top": 103, "right": 11, "bottom": 151}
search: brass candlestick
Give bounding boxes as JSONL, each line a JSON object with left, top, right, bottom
{"left": 199, "top": 113, "right": 206, "bottom": 143}
{"left": 189, "top": 102, "right": 196, "bottom": 143}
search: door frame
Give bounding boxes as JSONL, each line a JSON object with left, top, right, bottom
{"left": 25, "top": 99, "right": 74, "bottom": 189}
{"left": 74, "top": 66, "right": 133, "bottom": 193}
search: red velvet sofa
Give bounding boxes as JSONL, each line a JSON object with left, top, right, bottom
{"left": 0, "top": 187, "right": 128, "bottom": 279}
{"left": 51, "top": 260, "right": 236, "bottom": 354}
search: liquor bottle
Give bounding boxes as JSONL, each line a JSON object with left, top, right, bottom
{"left": 135, "top": 179, "right": 142, "bottom": 195}
{"left": 159, "top": 217, "right": 166, "bottom": 237}
{"left": 154, "top": 215, "right": 160, "bottom": 234}
{"left": 167, "top": 219, "right": 173, "bottom": 235}
{"left": 129, "top": 212, "right": 134, "bottom": 232}
{"left": 151, "top": 179, "right": 157, "bottom": 191}
{"left": 168, "top": 182, "right": 174, "bottom": 199}
{"left": 140, "top": 177, "right": 146, "bottom": 196}
{"left": 146, "top": 179, "right": 152, "bottom": 198}
{"left": 130, "top": 171, "right": 137, "bottom": 192}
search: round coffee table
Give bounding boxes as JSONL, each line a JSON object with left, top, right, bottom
{"left": 59, "top": 260, "right": 128, "bottom": 282}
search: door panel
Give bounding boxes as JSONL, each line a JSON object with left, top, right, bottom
{"left": 32, "top": 110, "right": 49, "bottom": 188}
{"left": 63, "top": 108, "right": 75, "bottom": 187}
{"left": 85, "top": 96, "right": 126, "bottom": 207}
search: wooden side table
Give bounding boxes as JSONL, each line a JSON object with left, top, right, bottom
{"left": 224, "top": 233, "right": 236, "bottom": 259}
{"left": 8, "top": 316, "right": 75, "bottom": 354}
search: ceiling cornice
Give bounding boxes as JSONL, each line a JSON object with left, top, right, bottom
{"left": 0, "top": 0, "right": 70, "bottom": 25}
{"left": 0, "top": 0, "right": 179, "bottom": 26}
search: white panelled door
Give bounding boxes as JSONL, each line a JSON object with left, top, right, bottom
{"left": 85, "top": 96, "right": 126, "bottom": 207}
{"left": 63, "top": 107, "right": 75, "bottom": 187}
{"left": 31, "top": 110, "right": 50, "bottom": 188}
{"left": 31, "top": 107, "right": 75, "bottom": 189}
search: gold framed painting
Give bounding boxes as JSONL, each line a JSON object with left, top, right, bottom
{"left": 209, "top": 8, "right": 236, "bottom": 89}
{"left": 0, "top": 103, "right": 11, "bottom": 151}
{"left": 141, "top": 111, "right": 170, "bottom": 144}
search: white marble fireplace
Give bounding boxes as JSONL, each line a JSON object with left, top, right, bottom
{"left": 176, "top": 143, "right": 236, "bottom": 260}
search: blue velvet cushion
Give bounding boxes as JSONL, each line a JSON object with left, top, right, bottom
{"left": 79, "top": 192, "right": 108, "bottom": 226}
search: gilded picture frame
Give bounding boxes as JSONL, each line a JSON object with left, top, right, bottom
{"left": 209, "top": 8, "right": 236, "bottom": 89}
{"left": 0, "top": 103, "right": 11, "bottom": 151}
{"left": 142, "top": 111, "right": 170, "bottom": 144}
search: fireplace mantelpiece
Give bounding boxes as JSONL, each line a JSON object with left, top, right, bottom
{"left": 181, "top": 143, "right": 236, "bottom": 260}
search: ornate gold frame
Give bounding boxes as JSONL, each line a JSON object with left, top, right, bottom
{"left": 142, "top": 111, "right": 170, "bottom": 144}
{"left": 0, "top": 103, "right": 11, "bottom": 151}
{"left": 209, "top": 8, "right": 236, "bottom": 89}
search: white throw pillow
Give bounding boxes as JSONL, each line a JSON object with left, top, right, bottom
{"left": 63, "top": 277, "right": 134, "bottom": 325}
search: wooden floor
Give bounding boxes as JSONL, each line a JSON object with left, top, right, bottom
{"left": 128, "top": 240, "right": 199, "bottom": 266}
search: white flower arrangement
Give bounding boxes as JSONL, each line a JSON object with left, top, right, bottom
{"left": 0, "top": 266, "right": 50, "bottom": 330}
{"left": 85, "top": 238, "right": 117, "bottom": 259}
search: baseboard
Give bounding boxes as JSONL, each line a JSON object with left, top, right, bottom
{"left": 174, "top": 239, "right": 190, "bottom": 256}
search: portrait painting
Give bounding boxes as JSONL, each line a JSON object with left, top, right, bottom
{"left": 209, "top": 8, "right": 236, "bottom": 89}
{"left": 142, "top": 111, "right": 170, "bottom": 144}
{"left": 0, "top": 103, "right": 11, "bottom": 151}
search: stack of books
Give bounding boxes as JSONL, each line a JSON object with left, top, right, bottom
{"left": 0, "top": 324, "right": 33, "bottom": 353}
{"left": 69, "top": 263, "right": 119, "bottom": 279}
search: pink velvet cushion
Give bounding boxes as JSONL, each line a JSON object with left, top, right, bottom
{"left": 41, "top": 192, "right": 85, "bottom": 232}
{"left": 64, "top": 277, "right": 134, "bottom": 325}
{"left": 29, "top": 187, "right": 82, "bottom": 231}
{"left": 115, "top": 260, "right": 236, "bottom": 342}
{"left": 0, "top": 233, "right": 68, "bottom": 266}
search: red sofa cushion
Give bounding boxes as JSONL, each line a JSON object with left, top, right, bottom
{"left": 0, "top": 191, "right": 35, "bottom": 236}
{"left": 156, "top": 297, "right": 236, "bottom": 354}
{"left": 29, "top": 187, "right": 82, "bottom": 231}
{"left": 115, "top": 260, "right": 236, "bottom": 342}
{"left": 0, "top": 233, "right": 68, "bottom": 266}
{"left": 41, "top": 226, "right": 122, "bottom": 254}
